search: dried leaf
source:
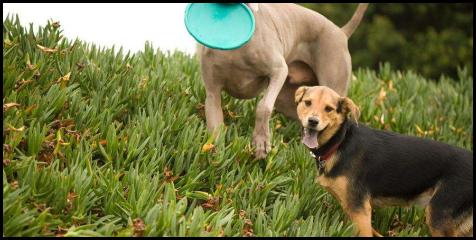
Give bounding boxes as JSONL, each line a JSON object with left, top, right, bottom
{"left": 3, "top": 102, "right": 20, "bottom": 112}
{"left": 202, "top": 143, "right": 215, "bottom": 153}
{"left": 52, "top": 21, "right": 61, "bottom": 28}
{"left": 15, "top": 79, "right": 33, "bottom": 91}
{"left": 61, "top": 119, "right": 75, "bottom": 129}
{"left": 227, "top": 109, "right": 237, "bottom": 118}
{"left": 3, "top": 144, "right": 13, "bottom": 153}
{"left": 76, "top": 62, "right": 85, "bottom": 71}
{"left": 133, "top": 218, "right": 145, "bottom": 237}
{"left": 202, "top": 196, "right": 220, "bottom": 211}
{"left": 139, "top": 77, "right": 148, "bottom": 89}
{"left": 51, "top": 119, "right": 75, "bottom": 130}
{"left": 65, "top": 129, "right": 81, "bottom": 142}
{"left": 164, "top": 166, "right": 179, "bottom": 183}
{"left": 33, "top": 202, "right": 47, "bottom": 212}
{"left": 4, "top": 39, "right": 13, "bottom": 47}
{"left": 38, "top": 150, "right": 54, "bottom": 164}
{"left": 11, "top": 180, "right": 19, "bottom": 189}
{"left": 3, "top": 159, "right": 11, "bottom": 166}
{"left": 388, "top": 80, "right": 395, "bottom": 91}
{"left": 67, "top": 192, "right": 77, "bottom": 204}
{"left": 375, "top": 87, "right": 387, "bottom": 106}
{"left": 239, "top": 209, "right": 246, "bottom": 219}
{"left": 415, "top": 124, "right": 424, "bottom": 135}
{"left": 37, "top": 44, "right": 58, "bottom": 53}
{"left": 55, "top": 226, "right": 68, "bottom": 237}
{"left": 6, "top": 125, "right": 25, "bottom": 132}
{"left": 26, "top": 62, "right": 36, "bottom": 70}
{"left": 244, "top": 218, "right": 253, "bottom": 226}
{"left": 25, "top": 104, "right": 38, "bottom": 114}
{"left": 56, "top": 72, "right": 71, "bottom": 87}
{"left": 242, "top": 218, "right": 254, "bottom": 237}
{"left": 196, "top": 104, "right": 205, "bottom": 110}
{"left": 164, "top": 166, "right": 172, "bottom": 178}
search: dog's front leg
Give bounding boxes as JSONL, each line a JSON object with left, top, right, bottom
{"left": 201, "top": 60, "right": 224, "bottom": 134}
{"left": 253, "top": 60, "right": 288, "bottom": 159}
{"left": 347, "top": 205, "right": 373, "bottom": 237}
{"left": 204, "top": 84, "right": 224, "bottom": 133}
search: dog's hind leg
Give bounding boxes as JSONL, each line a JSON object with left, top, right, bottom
{"left": 425, "top": 205, "right": 457, "bottom": 237}
{"left": 275, "top": 82, "right": 300, "bottom": 120}
{"left": 425, "top": 179, "right": 473, "bottom": 237}
{"left": 314, "top": 35, "right": 352, "bottom": 97}
{"left": 275, "top": 62, "right": 318, "bottom": 120}
{"left": 253, "top": 58, "right": 288, "bottom": 159}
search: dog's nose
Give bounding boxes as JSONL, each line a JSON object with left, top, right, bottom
{"left": 308, "top": 117, "right": 319, "bottom": 127}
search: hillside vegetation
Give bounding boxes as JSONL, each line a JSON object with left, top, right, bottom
{"left": 3, "top": 16, "right": 473, "bottom": 237}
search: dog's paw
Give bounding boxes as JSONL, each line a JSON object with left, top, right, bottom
{"left": 252, "top": 133, "right": 271, "bottom": 159}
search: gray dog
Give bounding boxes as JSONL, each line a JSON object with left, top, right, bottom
{"left": 197, "top": 3, "right": 368, "bottom": 159}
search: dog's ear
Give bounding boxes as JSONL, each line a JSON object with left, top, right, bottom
{"left": 246, "top": 3, "right": 259, "bottom": 12}
{"left": 295, "top": 86, "right": 308, "bottom": 104}
{"left": 338, "top": 97, "right": 360, "bottom": 124}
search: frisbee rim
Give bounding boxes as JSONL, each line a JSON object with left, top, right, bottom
{"left": 184, "top": 3, "right": 255, "bottom": 50}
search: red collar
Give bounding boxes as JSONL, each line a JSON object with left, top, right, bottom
{"left": 319, "top": 142, "right": 341, "bottom": 161}
{"left": 308, "top": 121, "right": 350, "bottom": 169}
{"left": 310, "top": 140, "right": 342, "bottom": 170}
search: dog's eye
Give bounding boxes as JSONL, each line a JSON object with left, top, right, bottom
{"left": 325, "top": 106, "right": 334, "bottom": 112}
{"left": 305, "top": 100, "right": 311, "bottom": 107}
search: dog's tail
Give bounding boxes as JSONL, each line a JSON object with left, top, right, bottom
{"left": 341, "top": 3, "right": 369, "bottom": 38}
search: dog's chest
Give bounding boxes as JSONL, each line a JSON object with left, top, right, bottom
{"left": 207, "top": 50, "right": 275, "bottom": 98}
{"left": 317, "top": 175, "right": 350, "bottom": 208}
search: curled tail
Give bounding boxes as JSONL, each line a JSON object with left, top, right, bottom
{"left": 341, "top": 3, "right": 369, "bottom": 38}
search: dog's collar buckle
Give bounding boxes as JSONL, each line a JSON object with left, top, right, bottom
{"left": 310, "top": 151, "right": 326, "bottom": 170}
{"left": 317, "top": 156, "right": 326, "bottom": 170}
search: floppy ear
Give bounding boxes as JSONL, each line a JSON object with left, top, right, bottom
{"left": 295, "top": 86, "right": 308, "bottom": 104}
{"left": 246, "top": 3, "right": 259, "bottom": 12}
{"left": 338, "top": 97, "right": 360, "bottom": 124}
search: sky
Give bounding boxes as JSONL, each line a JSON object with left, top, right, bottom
{"left": 3, "top": 3, "right": 197, "bottom": 55}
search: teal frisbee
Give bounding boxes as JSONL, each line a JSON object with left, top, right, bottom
{"left": 184, "top": 3, "right": 255, "bottom": 50}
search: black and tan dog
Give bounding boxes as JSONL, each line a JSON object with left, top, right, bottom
{"left": 295, "top": 86, "right": 473, "bottom": 237}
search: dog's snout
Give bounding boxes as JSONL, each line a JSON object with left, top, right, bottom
{"left": 308, "top": 117, "right": 319, "bottom": 127}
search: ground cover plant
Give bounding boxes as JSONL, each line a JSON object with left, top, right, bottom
{"left": 3, "top": 16, "right": 473, "bottom": 237}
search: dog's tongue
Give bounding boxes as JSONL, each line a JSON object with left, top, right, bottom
{"left": 302, "top": 128, "right": 319, "bottom": 149}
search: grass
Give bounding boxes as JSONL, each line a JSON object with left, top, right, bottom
{"left": 3, "top": 16, "right": 473, "bottom": 237}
